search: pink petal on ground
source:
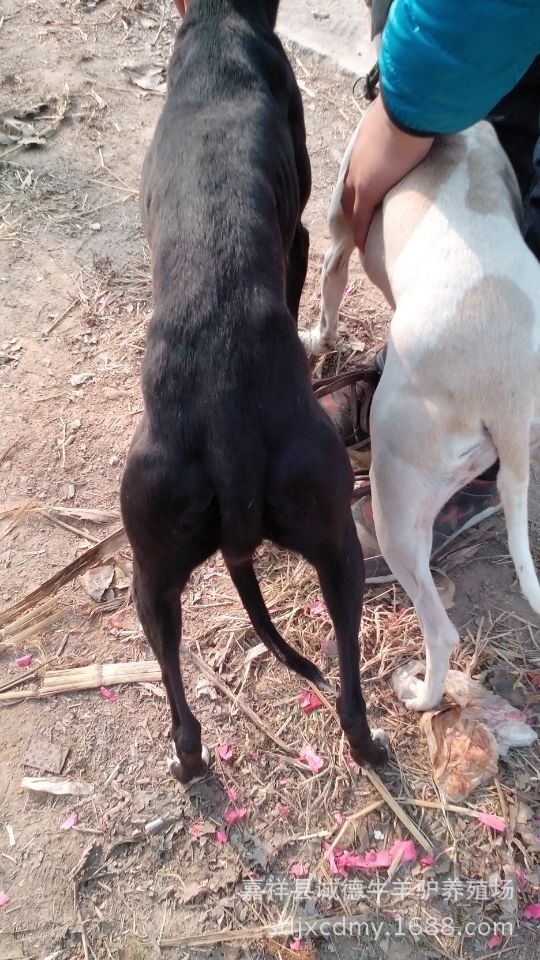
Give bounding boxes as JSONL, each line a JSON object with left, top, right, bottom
{"left": 333, "top": 812, "right": 344, "bottom": 825}
{"left": 290, "top": 940, "right": 303, "bottom": 954}
{"left": 214, "top": 829, "right": 228, "bottom": 845}
{"left": 0, "top": 892, "right": 10, "bottom": 907}
{"left": 189, "top": 822, "right": 204, "bottom": 838}
{"left": 389, "top": 840, "right": 417, "bottom": 863}
{"left": 218, "top": 743, "right": 233, "bottom": 763}
{"left": 358, "top": 849, "right": 393, "bottom": 869}
{"left": 16, "top": 654, "right": 33, "bottom": 668}
{"left": 298, "top": 745, "right": 324, "bottom": 774}
{"left": 276, "top": 803, "right": 289, "bottom": 819}
{"left": 476, "top": 812, "right": 506, "bottom": 832}
{"left": 226, "top": 785, "right": 238, "bottom": 803}
{"left": 420, "top": 854, "right": 436, "bottom": 868}
{"left": 526, "top": 671, "right": 540, "bottom": 690}
{"left": 290, "top": 862, "right": 309, "bottom": 878}
{"left": 522, "top": 903, "right": 540, "bottom": 920}
{"left": 107, "top": 611, "right": 125, "bottom": 630}
{"left": 338, "top": 851, "right": 369, "bottom": 870}
{"left": 514, "top": 867, "right": 528, "bottom": 889}
{"left": 486, "top": 934, "right": 503, "bottom": 949}
{"left": 223, "top": 806, "right": 247, "bottom": 826}
{"left": 298, "top": 690, "right": 322, "bottom": 714}
{"left": 344, "top": 754, "right": 358, "bottom": 769}
{"left": 60, "top": 811, "right": 78, "bottom": 831}
{"left": 100, "top": 686, "right": 117, "bottom": 703}
{"left": 306, "top": 600, "right": 326, "bottom": 618}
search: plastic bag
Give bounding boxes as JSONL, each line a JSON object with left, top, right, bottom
{"left": 393, "top": 661, "right": 537, "bottom": 800}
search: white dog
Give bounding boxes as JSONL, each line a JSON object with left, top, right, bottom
{"left": 301, "top": 34, "right": 540, "bottom": 712}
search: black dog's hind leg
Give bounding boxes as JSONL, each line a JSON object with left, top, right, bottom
{"left": 225, "top": 557, "right": 329, "bottom": 690}
{"left": 286, "top": 222, "right": 309, "bottom": 323}
{"left": 307, "top": 514, "right": 388, "bottom": 768}
{"left": 133, "top": 561, "right": 210, "bottom": 785}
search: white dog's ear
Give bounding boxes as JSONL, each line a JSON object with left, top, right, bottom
{"left": 366, "top": 0, "right": 393, "bottom": 41}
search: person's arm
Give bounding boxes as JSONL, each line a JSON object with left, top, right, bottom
{"left": 342, "top": 96, "right": 432, "bottom": 253}
{"left": 345, "top": 0, "right": 540, "bottom": 252}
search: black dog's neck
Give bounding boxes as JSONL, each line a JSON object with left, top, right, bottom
{"left": 185, "top": 0, "right": 280, "bottom": 30}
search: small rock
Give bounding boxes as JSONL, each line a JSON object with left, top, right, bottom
{"left": 70, "top": 372, "right": 93, "bottom": 387}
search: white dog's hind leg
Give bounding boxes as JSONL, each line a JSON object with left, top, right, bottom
{"left": 369, "top": 410, "right": 460, "bottom": 710}
{"left": 299, "top": 208, "right": 355, "bottom": 355}
{"left": 495, "top": 424, "right": 540, "bottom": 614}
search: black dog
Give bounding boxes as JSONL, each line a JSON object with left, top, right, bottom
{"left": 120, "top": 0, "right": 387, "bottom": 784}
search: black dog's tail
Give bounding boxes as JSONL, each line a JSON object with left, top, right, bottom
{"left": 208, "top": 428, "right": 329, "bottom": 691}
{"left": 225, "top": 558, "right": 329, "bottom": 690}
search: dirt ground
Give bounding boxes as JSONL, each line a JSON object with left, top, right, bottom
{"left": 0, "top": 3, "right": 539, "bottom": 960}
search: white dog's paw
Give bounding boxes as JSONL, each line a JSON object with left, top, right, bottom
{"left": 403, "top": 683, "right": 443, "bottom": 712}
{"left": 298, "top": 326, "right": 336, "bottom": 356}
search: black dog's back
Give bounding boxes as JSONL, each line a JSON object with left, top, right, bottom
{"left": 121, "top": 0, "right": 385, "bottom": 786}
{"left": 135, "top": 1, "right": 314, "bottom": 557}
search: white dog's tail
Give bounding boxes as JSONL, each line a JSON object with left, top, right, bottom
{"left": 489, "top": 416, "right": 540, "bottom": 615}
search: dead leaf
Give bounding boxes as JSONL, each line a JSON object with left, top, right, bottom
{"left": 245, "top": 641, "right": 268, "bottom": 667}
{"left": 431, "top": 568, "right": 456, "bottom": 610}
{"left": 196, "top": 675, "right": 217, "bottom": 700}
{"left": 70, "top": 371, "right": 94, "bottom": 387}
{"left": 123, "top": 63, "right": 166, "bottom": 94}
{"left": 80, "top": 564, "right": 115, "bottom": 601}
{"left": 113, "top": 568, "right": 130, "bottom": 591}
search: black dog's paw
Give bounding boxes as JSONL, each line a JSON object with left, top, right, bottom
{"left": 167, "top": 743, "right": 210, "bottom": 786}
{"left": 350, "top": 728, "right": 390, "bottom": 769}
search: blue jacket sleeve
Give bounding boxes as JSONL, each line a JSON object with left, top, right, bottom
{"left": 379, "top": 0, "right": 540, "bottom": 135}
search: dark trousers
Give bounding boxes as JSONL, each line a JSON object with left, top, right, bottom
{"left": 488, "top": 54, "right": 540, "bottom": 258}
{"left": 481, "top": 56, "right": 539, "bottom": 483}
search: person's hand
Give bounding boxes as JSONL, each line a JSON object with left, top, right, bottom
{"left": 341, "top": 96, "right": 434, "bottom": 253}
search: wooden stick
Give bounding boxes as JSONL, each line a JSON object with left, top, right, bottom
{"left": 326, "top": 799, "right": 384, "bottom": 856}
{"left": 398, "top": 796, "right": 508, "bottom": 820}
{"left": 364, "top": 769, "right": 434, "bottom": 855}
{"left": 0, "top": 437, "right": 19, "bottom": 466}
{"left": 159, "top": 913, "right": 373, "bottom": 948}
{"left": 0, "top": 527, "right": 128, "bottom": 629}
{"left": 184, "top": 648, "right": 296, "bottom": 755}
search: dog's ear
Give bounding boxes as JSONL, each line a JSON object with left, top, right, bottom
{"left": 174, "top": 0, "right": 187, "bottom": 15}
{"left": 366, "top": 0, "right": 393, "bottom": 41}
